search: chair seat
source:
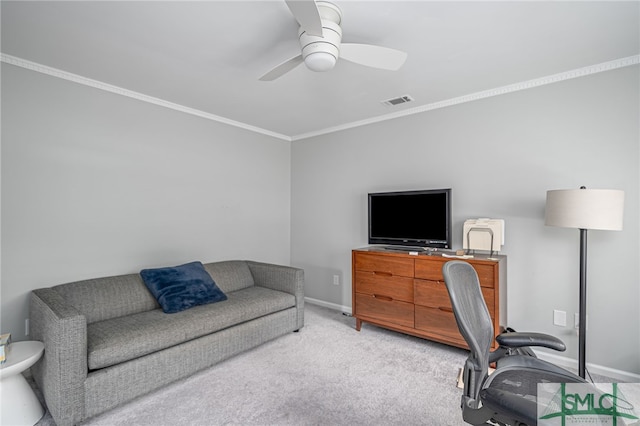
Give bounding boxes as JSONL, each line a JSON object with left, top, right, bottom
{"left": 480, "top": 387, "right": 538, "bottom": 426}
{"left": 480, "top": 359, "right": 587, "bottom": 425}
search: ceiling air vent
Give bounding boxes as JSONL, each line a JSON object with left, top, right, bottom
{"left": 382, "top": 95, "right": 414, "bottom": 107}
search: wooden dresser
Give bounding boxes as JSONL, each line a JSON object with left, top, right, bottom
{"left": 352, "top": 247, "right": 506, "bottom": 349}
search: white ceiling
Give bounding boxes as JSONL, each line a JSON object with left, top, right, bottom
{"left": 2, "top": 1, "right": 638, "bottom": 140}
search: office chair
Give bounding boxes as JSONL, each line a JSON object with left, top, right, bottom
{"left": 442, "top": 260, "right": 588, "bottom": 426}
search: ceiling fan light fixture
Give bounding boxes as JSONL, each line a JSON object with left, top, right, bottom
{"left": 259, "top": 1, "right": 408, "bottom": 81}
{"left": 304, "top": 51, "right": 337, "bottom": 72}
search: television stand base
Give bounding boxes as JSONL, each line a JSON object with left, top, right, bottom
{"left": 382, "top": 245, "right": 436, "bottom": 253}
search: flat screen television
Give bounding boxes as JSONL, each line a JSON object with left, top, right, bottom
{"left": 368, "top": 188, "right": 452, "bottom": 249}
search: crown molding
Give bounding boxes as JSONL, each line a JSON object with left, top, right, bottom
{"left": 3, "top": 53, "right": 638, "bottom": 142}
{"left": 0, "top": 53, "right": 292, "bottom": 142}
{"left": 291, "top": 55, "right": 640, "bottom": 141}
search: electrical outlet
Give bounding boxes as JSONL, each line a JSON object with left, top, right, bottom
{"left": 332, "top": 275, "right": 340, "bottom": 286}
{"left": 553, "top": 310, "right": 566, "bottom": 327}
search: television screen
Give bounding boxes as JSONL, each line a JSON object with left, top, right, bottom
{"left": 368, "top": 189, "right": 452, "bottom": 249}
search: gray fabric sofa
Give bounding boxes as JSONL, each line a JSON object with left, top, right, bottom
{"left": 29, "top": 260, "right": 304, "bottom": 426}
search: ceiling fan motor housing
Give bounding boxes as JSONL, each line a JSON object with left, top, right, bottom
{"left": 298, "top": 20, "right": 342, "bottom": 72}
{"left": 298, "top": 2, "right": 343, "bottom": 72}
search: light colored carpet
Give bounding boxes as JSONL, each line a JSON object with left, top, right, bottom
{"left": 35, "top": 304, "right": 469, "bottom": 426}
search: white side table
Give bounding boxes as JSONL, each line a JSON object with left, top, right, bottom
{"left": 0, "top": 341, "right": 45, "bottom": 426}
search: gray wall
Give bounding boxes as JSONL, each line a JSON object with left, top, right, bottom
{"left": 1, "top": 64, "right": 292, "bottom": 341}
{"left": 291, "top": 65, "right": 639, "bottom": 377}
{"left": 2, "top": 61, "right": 638, "bottom": 378}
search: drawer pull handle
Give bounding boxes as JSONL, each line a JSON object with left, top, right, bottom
{"left": 373, "top": 271, "right": 393, "bottom": 277}
{"left": 438, "top": 306, "right": 453, "bottom": 313}
{"left": 374, "top": 294, "right": 393, "bottom": 302}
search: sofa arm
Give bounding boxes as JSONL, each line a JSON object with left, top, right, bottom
{"left": 30, "top": 288, "right": 88, "bottom": 426}
{"left": 247, "top": 261, "right": 305, "bottom": 330}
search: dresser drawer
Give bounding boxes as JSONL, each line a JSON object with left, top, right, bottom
{"left": 414, "top": 279, "right": 495, "bottom": 318}
{"left": 414, "top": 305, "right": 465, "bottom": 345}
{"left": 415, "top": 258, "right": 496, "bottom": 288}
{"left": 414, "top": 279, "right": 450, "bottom": 310}
{"left": 473, "top": 264, "right": 497, "bottom": 288}
{"left": 355, "top": 293, "right": 415, "bottom": 328}
{"left": 354, "top": 252, "right": 414, "bottom": 277}
{"left": 355, "top": 271, "right": 414, "bottom": 303}
{"left": 414, "top": 258, "right": 446, "bottom": 281}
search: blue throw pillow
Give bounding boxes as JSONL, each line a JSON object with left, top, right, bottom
{"left": 140, "top": 261, "right": 227, "bottom": 314}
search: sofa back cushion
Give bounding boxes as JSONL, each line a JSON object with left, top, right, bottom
{"left": 50, "top": 260, "right": 255, "bottom": 324}
{"left": 52, "top": 274, "right": 160, "bottom": 324}
{"left": 203, "top": 261, "right": 255, "bottom": 293}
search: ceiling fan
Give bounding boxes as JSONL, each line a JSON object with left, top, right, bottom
{"left": 259, "top": 0, "right": 408, "bottom": 81}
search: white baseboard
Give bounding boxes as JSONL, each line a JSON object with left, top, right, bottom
{"left": 304, "top": 297, "right": 351, "bottom": 314}
{"left": 303, "top": 297, "right": 639, "bottom": 382}
{"left": 534, "top": 350, "right": 640, "bottom": 383}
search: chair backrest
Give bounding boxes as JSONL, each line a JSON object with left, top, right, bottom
{"left": 442, "top": 260, "right": 494, "bottom": 402}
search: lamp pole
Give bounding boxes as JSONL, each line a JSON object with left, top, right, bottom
{"left": 578, "top": 228, "right": 587, "bottom": 378}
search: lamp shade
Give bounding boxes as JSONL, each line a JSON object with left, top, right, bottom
{"left": 545, "top": 188, "right": 624, "bottom": 231}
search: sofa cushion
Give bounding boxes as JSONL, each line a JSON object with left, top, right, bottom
{"left": 52, "top": 274, "right": 160, "bottom": 324}
{"left": 87, "top": 286, "right": 295, "bottom": 370}
{"left": 203, "top": 261, "right": 255, "bottom": 293}
{"left": 140, "top": 261, "right": 227, "bottom": 314}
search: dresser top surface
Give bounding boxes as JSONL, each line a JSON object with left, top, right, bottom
{"left": 353, "top": 246, "right": 506, "bottom": 264}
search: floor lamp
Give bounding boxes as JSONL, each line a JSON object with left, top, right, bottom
{"left": 544, "top": 187, "right": 624, "bottom": 378}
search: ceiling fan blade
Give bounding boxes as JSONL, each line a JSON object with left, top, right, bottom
{"left": 285, "top": 0, "right": 323, "bottom": 36}
{"left": 259, "top": 54, "right": 304, "bottom": 81}
{"left": 340, "top": 43, "right": 408, "bottom": 71}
